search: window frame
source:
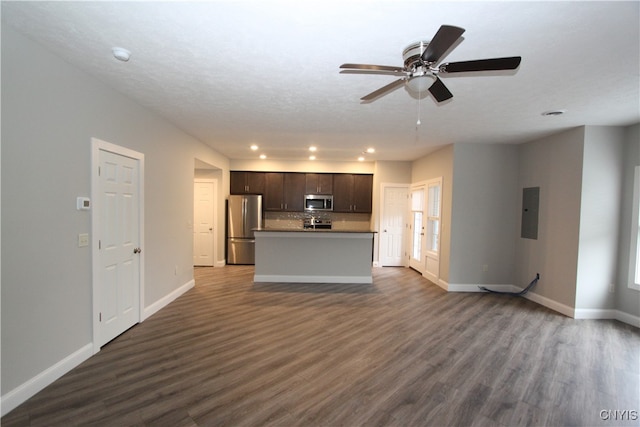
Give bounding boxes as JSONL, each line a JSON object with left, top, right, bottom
{"left": 629, "top": 166, "right": 640, "bottom": 291}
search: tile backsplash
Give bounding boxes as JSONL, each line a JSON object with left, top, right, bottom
{"left": 264, "top": 211, "right": 372, "bottom": 230}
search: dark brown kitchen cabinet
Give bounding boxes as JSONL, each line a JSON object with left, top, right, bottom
{"left": 332, "top": 174, "right": 373, "bottom": 213}
{"left": 284, "top": 173, "right": 306, "bottom": 211}
{"left": 264, "top": 172, "right": 305, "bottom": 211}
{"left": 305, "top": 173, "right": 333, "bottom": 195}
{"left": 352, "top": 174, "right": 373, "bottom": 213}
{"left": 230, "top": 171, "right": 265, "bottom": 194}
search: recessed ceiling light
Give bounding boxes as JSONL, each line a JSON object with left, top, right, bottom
{"left": 112, "top": 47, "right": 131, "bottom": 62}
{"left": 309, "top": 155, "right": 316, "bottom": 160}
{"left": 541, "top": 110, "right": 566, "bottom": 116}
{"left": 250, "top": 144, "right": 259, "bottom": 151}
{"left": 358, "top": 156, "right": 365, "bottom": 162}
{"left": 259, "top": 154, "right": 267, "bottom": 159}
{"left": 309, "top": 146, "right": 317, "bottom": 152}
{"left": 366, "top": 147, "right": 375, "bottom": 154}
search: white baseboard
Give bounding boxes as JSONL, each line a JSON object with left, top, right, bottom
{"left": 521, "top": 291, "right": 575, "bottom": 318}
{"left": 214, "top": 259, "right": 226, "bottom": 267}
{"left": 253, "top": 274, "right": 372, "bottom": 284}
{"left": 438, "top": 281, "right": 518, "bottom": 293}
{"left": 573, "top": 308, "right": 640, "bottom": 328}
{"left": 573, "top": 308, "right": 618, "bottom": 320}
{"left": 142, "top": 279, "right": 195, "bottom": 321}
{"left": 1, "top": 343, "right": 93, "bottom": 417}
{"left": 452, "top": 283, "right": 518, "bottom": 293}
{"left": 614, "top": 310, "right": 640, "bottom": 328}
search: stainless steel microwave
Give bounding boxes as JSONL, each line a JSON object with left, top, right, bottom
{"left": 304, "top": 194, "right": 333, "bottom": 211}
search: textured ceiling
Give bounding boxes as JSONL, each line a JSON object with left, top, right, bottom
{"left": 2, "top": 1, "right": 639, "bottom": 162}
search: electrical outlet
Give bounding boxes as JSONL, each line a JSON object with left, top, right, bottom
{"left": 482, "top": 264, "right": 489, "bottom": 272}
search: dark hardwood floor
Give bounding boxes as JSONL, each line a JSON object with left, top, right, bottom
{"left": 3, "top": 266, "right": 639, "bottom": 426}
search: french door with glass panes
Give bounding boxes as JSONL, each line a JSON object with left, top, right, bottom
{"left": 409, "top": 187, "right": 425, "bottom": 273}
{"left": 424, "top": 178, "right": 442, "bottom": 283}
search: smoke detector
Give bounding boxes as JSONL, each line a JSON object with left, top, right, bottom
{"left": 112, "top": 47, "right": 131, "bottom": 62}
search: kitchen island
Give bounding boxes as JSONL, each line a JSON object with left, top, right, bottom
{"left": 253, "top": 229, "right": 375, "bottom": 284}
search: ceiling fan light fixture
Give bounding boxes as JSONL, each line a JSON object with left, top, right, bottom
{"left": 406, "top": 74, "right": 436, "bottom": 93}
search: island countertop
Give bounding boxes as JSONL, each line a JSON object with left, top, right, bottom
{"left": 253, "top": 228, "right": 376, "bottom": 233}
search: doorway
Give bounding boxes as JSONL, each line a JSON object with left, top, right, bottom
{"left": 91, "top": 138, "right": 144, "bottom": 352}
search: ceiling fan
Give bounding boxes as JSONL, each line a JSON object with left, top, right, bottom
{"left": 340, "top": 25, "right": 521, "bottom": 103}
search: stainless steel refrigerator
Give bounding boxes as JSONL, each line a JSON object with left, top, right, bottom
{"left": 227, "top": 194, "right": 263, "bottom": 264}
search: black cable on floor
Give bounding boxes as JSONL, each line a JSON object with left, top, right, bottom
{"left": 478, "top": 273, "right": 540, "bottom": 296}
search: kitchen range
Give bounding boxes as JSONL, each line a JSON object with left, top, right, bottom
{"left": 303, "top": 217, "right": 332, "bottom": 229}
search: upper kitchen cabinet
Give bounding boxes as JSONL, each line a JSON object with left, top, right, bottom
{"left": 230, "top": 171, "right": 265, "bottom": 194}
{"left": 305, "top": 173, "right": 333, "bottom": 195}
{"left": 332, "top": 174, "right": 373, "bottom": 213}
{"left": 264, "top": 172, "right": 306, "bottom": 211}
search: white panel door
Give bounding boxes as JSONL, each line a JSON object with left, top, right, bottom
{"left": 380, "top": 185, "right": 408, "bottom": 266}
{"left": 98, "top": 149, "right": 140, "bottom": 347}
{"left": 193, "top": 180, "right": 214, "bottom": 266}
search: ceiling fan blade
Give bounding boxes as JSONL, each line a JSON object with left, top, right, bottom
{"left": 440, "top": 56, "right": 522, "bottom": 73}
{"left": 340, "top": 63, "right": 405, "bottom": 73}
{"left": 340, "top": 69, "right": 406, "bottom": 77}
{"left": 421, "top": 25, "right": 465, "bottom": 64}
{"left": 428, "top": 77, "right": 453, "bottom": 102}
{"left": 361, "top": 78, "right": 406, "bottom": 102}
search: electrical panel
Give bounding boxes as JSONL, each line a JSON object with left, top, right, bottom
{"left": 521, "top": 187, "right": 539, "bottom": 240}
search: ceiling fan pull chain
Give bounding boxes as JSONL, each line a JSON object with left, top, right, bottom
{"left": 416, "top": 89, "right": 422, "bottom": 126}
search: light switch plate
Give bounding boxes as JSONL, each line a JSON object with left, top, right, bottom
{"left": 78, "top": 233, "right": 89, "bottom": 247}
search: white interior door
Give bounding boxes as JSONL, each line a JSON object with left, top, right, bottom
{"left": 380, "top": 184, "right": 408, "bottom": 266}
{"left": 92, "top": 139, "right": 143, "bottom": 351}
{"left": 194, "top": 180, "right": 215, "bottom": 266}
{"left": 409, "top": 186, "right": 425, "bottom": 273}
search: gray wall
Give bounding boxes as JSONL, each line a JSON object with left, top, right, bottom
{"left": 1, "top": 26, "right": 229, "bottom": 395}
{"left": 616, "top": 124, "right": 640, "bottom": 316}
{"left": 449, "top": 144, "right": 519, "bottom": 285}
{"left": 575, "top": 127, "right": 625, "bottom": 310}
{"left": 412, "top": 145, "right": 454, "bottom": 283}
{"left": 515, "top": 127, "right": 585, "bottom": 308}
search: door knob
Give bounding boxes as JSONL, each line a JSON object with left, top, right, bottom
{"left": 209, "top": 228, "right": 213, "bottom": 231}
{"left": 133, "top": 247, "right": 142, "bottom": 254}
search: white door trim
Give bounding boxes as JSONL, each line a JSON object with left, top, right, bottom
{"left": 91, "top": 138, "right": 145, "bottom": 354}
